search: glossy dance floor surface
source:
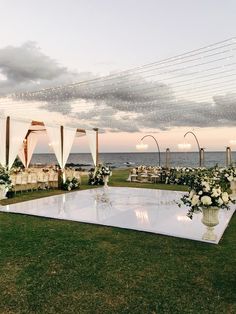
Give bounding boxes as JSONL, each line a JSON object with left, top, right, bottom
{"left": 1, "top": 187, "right": 235, "bottom": 244}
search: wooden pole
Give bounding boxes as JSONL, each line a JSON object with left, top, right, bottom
{"left": 24, "top": 139, "right": 28, "bottom": 168}
{"left": 61, "top": 125, "right": 64, "bottom": 168}
{"left": 94, "top": 128, "right": 99, "bottom": 167}
{"left": 5, "top": 116, "right": 10, "bottom": 169}
{"left": 58, "top": 125, "right": 64, "bottom": 189}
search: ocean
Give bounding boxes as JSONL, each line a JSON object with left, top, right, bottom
{"left": 30, "top": 152, "right": 236, "bottom": 169}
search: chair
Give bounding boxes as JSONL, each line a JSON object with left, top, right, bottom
{"left": 37, "top": 172, "right": 49, "bottom": 189}
{"left": 74, "top": 171, "right": 81, "bottom": 184}
{"left": 128, "top": 168, "right": 138, "bottom": 182}
{"left": 28, "top": 173, "right": 38, "bottom": 190}
{"left": 10, "top": 175, "right": 17, "bottom": 193}
{"left": 48, "top": 171, "right": 58, "bottom": 189}
{"left": 21, "top": 173, "right": 29, "bottom": 191}
{"left": 15, "top": 173, "right": 22, "bottom": 193}
{"left": 139, "top": 170, "right": 149, "bottom": 183}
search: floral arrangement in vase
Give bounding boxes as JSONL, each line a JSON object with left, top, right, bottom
{"left": 179, "top": 171, "right": 234, "bottom": 219}
{"left": 62, "top": 177, "right": 80, "bottom": 191}
{"left": 88, "top": 164, "right": 112, "bottom": 186}
{"left": 179, "top": 170, "right": 235, "bottom": 241}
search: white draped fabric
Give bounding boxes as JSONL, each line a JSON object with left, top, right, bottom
{"left": 26, "top": 132, "right": 38, "bottom": 167}
{"left": 8, "top": 119, "right": 30, "bottom": 169}
{"left": 18, "top": 132, "right": 39, "bottom": 168}
{"left": 62, "top": 127, "right": 76, "bottom": 168}
{"left": 86, "top": 130, "right": 97, "bottom": 166}
{"left": 46, "top": 125, "right": 76, "bottom": 169}
{"left": 46, "top": 125, "right": 62, "bottom": 167}
{"left": 0, "top": 118, "right": 6, "bottom": 167}
{"left": 18, "top": 144, "right": 26, "bottom": 167}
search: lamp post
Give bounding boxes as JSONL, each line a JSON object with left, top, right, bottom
{"left": 165, "top": 148, "right": 170, "bottom": 169}
{"left": 184, "top": 131, "right": 204, "bottom": 167}
{"left": 137, "top": 135, "right": 161, "bottom": 167}
{"left": 226, "top": 146, "right": 232, "bottom": 167}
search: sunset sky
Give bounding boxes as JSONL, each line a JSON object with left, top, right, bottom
{"left": 0, "top": 0, "right": 236, "bottom": 152}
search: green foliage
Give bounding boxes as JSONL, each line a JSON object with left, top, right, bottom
{"left": 0, "top": 165, "right": 11, "bottom": 187}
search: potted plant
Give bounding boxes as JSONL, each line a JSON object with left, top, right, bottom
{"left": 179, "top": 171, "right": 235, "bottom": 241}
{"left": 0, "top": 166, "right": 12, "bottom": 200}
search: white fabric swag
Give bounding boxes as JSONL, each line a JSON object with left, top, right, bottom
{"left": 0, "top": 118, "right": 6, "bottom": 167}
{"left": 62, "top": 127, "right": 77, "bottom": 168}
{"left": 18, "top": 132, "right": 39, "bottom": 168}
{"left": 46, "top": 125, "right": 76, "bottom": 169}
{"left": 86, "top": 130, "right": 97, "bottom": 166}
{"left": 8, "top": 119, "right": 30, "bottom": 169}
{"left": 18, "top": 144, "right": 26, "bottom": 167}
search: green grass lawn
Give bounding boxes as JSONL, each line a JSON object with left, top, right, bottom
{"left": 0, "top": 169, "right": 235, "bottom": 313}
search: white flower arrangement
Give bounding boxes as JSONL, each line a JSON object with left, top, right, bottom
{"left": 179, "top": 171, "right": 235, "bottom": 219}
{"left": 88, "top": 164, "right": 112, "bottom": 186}
{"left": 62, "top": 177, "right": 80, "bottom": 191}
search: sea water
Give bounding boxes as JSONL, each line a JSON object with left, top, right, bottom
{"left": 30, "top": 152, "right": 236, "bottom": 169}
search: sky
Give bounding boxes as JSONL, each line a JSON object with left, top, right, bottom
{"left": 0, "top": 0, "right": 236, "bottom": 153}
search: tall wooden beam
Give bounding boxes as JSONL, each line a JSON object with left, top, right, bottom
{"left": 94, "top": 128, "right": 99, "bottom": 166}
{"left": 23, "top": 139, "right": 28, "bottom": 168}
{"left": 60, "top": 125, "right": 64, "bottom": 168}
{"left": 5, "top": 116, "right": 10, "bottom": 169}
{"left": 58, "top": 125, "right": 64, "bottom": 189}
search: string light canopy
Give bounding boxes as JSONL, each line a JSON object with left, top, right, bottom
{"left": 0, "top": 37, "right": 236, "bottom": 131}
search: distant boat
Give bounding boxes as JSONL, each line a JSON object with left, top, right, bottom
{"left": 124, "top": 162, "right": 135, "bottom": 166}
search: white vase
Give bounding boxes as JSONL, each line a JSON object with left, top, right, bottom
{"left": 201, "top": 207, "right": 220, "bottom": 242}
{"left": 0, "top": 184, "right": 7, "bottom": 200}
{"left": 230, "top": 181, "right": 236, "bottom": 199}
{"left": 103, "top": 175, "right": 109, "bottom": 188}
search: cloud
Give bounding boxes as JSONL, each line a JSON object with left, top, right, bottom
{"left": 0, "top": 42, "right": 236, "bottom": 133}
{"left": 0, "top": 41, "right": 94, "bottom": 95}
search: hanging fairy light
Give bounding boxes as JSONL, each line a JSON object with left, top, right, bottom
{"left": 136, "top": 141, "right": 148, "bottom": 150}
{"left": 229, "top": 139, "right": 236, "bottom": 145}
{"left": 178, "top": 143, "right": 192, "bottom": 150}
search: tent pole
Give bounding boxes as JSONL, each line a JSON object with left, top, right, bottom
{"left": 58, "top": 125, "right": 64, "bottom": 188}
{"left": 5, "top": 116, "right": 10, "bottom": 169}
{"left": 94, "top": 128, "right": 99, "bottom": 167}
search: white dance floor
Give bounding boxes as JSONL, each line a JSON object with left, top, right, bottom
{"left": 0, "top": 187, "right": 235, "bottom": 244}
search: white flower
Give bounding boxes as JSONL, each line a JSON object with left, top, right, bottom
{"left": 211, "top": 188, "right": 221, "bottom": 198}
{"left": 198, "top": 190, "right": 203, "bottom": 195}
{"left": 202, "top": 181, "right": 210, "bottom": 192}
{"left": 228, "top": 176, "right": 233, "bottom": 182}
{"left": 191, "top": 195, "right": 200, "bottom": 206}
{"left": 201, "top": 195, "right": 212, "bottom": 206}
{"left": 189, "top": 190, "right": 195, "bottom": 199}
{"left": 217, "top": 197, "right": 223, "bottom": 206}
{"left": 222, "top": 192, "right": 229, "bottom": 203}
